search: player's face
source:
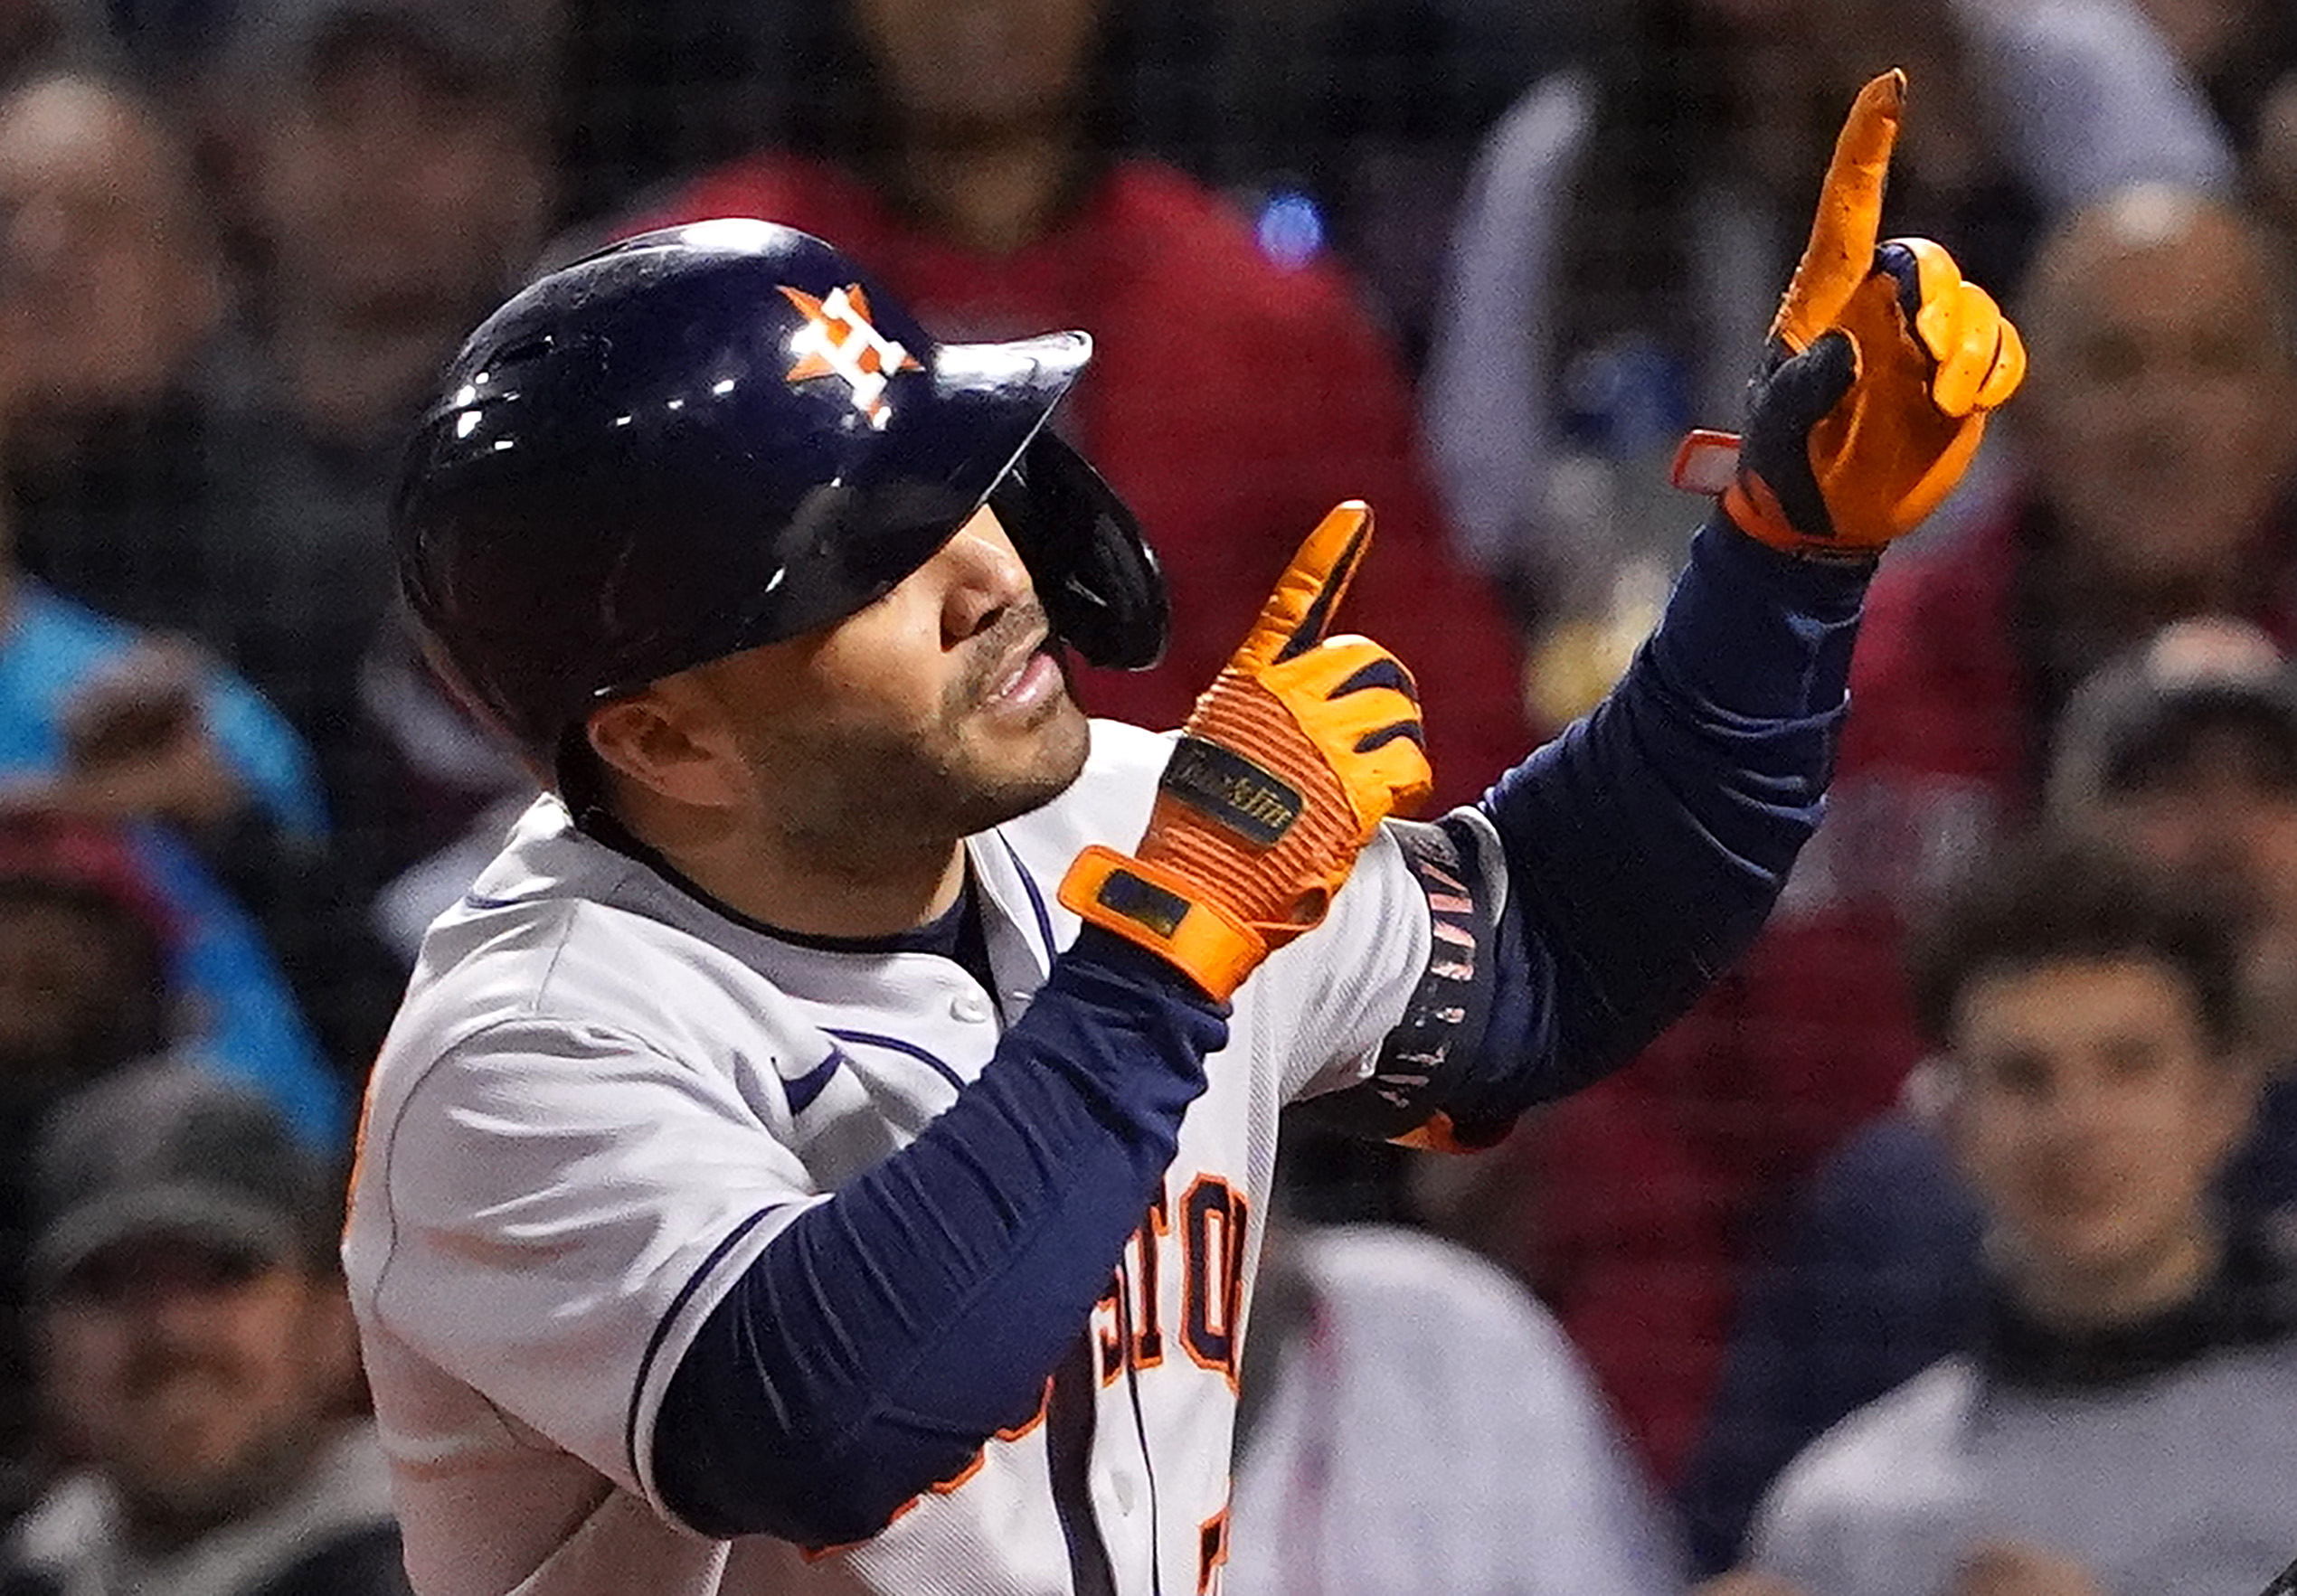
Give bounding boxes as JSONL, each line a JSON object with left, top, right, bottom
{"left": 43, "top": 1241, "right": 350, "bottom": 1531}
{"left": 1944, "top": 956, "right": 2252, "bottom": 1323}
{"left": 692, "top": 504, "right": 1091, "bottom": 858}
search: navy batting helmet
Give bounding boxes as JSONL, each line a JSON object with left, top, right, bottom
{"left": 393, "top": 218, "right": 1167, "bottom": 779}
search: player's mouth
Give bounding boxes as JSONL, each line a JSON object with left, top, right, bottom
{"left": 984, "top": 631, "right": 1061, "bottom": 715}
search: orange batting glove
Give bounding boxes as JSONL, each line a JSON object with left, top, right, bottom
{"left": 1060, "top": 503, "right": 1433, "bottom": 1000}
{"left": 1675, "top": 70, "right": 2028, "bottom": 558}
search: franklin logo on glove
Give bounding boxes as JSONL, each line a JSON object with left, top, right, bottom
{"left": 1160, "top": 738, "right": 1304, "bottom": 847}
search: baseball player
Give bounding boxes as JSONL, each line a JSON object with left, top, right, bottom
{"left": 345, "top": 72, "right": 2021, "bottom": 1596}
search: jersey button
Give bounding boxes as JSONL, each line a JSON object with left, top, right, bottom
{"left": 1111, "top": 1473, "right": 1139, "bottom": 1516}
{"left": 950, "top": 991, "right": 993, "bottom": 1024}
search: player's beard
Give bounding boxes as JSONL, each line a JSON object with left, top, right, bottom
{"left": 736, "top": 607, "right": 1090, "bottom": 874}
{"left": 927, "top": 618, "right": 1091, "bottom": 836}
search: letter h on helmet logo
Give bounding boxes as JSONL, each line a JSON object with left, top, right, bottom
{"left": 780, "top": 283, "right": 925, "bottom": 430}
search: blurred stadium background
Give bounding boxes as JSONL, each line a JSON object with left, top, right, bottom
{"left": 0, "top": 0, "right": 2291, "bottom": 1589}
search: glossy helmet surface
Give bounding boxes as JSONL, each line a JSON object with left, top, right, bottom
{"left": 394, "top": 218, "right": 1167, "bottom": 771}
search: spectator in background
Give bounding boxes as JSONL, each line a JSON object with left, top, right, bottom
{"left": 1418, "top": 182, "right": 2297, "bottom": 1486}
{"left": 2054, "top": 622, "right": 2297, "bottom": 1053}
{"left": 1226, "top": 1214, "right": 1682, "bottom": 1596}
{"left": 0, "top": 0, "right": 84, "bottom": 88}
{"left": 2124, "top": 0, "right": 2297, "bottom": 261}
{"left": 205, "top": 0, "right": 554, "bottom": 829}
{"left": 1713, "top": 835, "right": 2295, "bottom": 1596}
{"left": 0, "top": 817, "right": 176, "bottom": 1528}
{"left": 560, "top": 0, "right": 1231, "bottom": 236}
{"left": 609, "top": 0, "right": 1527, "bottom": 809}
{"left": 1, "top": 1063, "right": 407, "bottom": 1595}
{"left": 1678, "top": 618, "right": 2297, "bottom": 1572}
{"left": 0, "top": 71, "right": 224, "bottom": 464}
{"left": 2262, "top": 98, "right": 2297, "bottom": 267}
{"left": 0, "top": 3, "right": 556, "bottom": 919}
{"left": 218, "top": 0, "right": 581, "bottom": 947}
{"left": 0, "top": 447, "right": 344, "bottom": 1142}
{"left": 0, "top": 73, "right": 354, "bottom": 1129}
{"left": 0, "top": 817, "right": 176, "bottom": 1107}
{"left": 552, "top": 0, "right": 776, "bottom": 227}
{"left": 1423, "top": 0, "right": 2232, "bottom": 659}
{"left": 0, "top": 67, "right": 232, "bottom": 638}
{"left": 0, "top": 63, "right": 415, "bottom": 1072}
{"left": 223, "top": 0, "right": 553, "bottom": 473}
{"left": 2125, "top": 0, "right": 2297, "bottom": 169}
{"left": 1261, "top": 0, "right": 1571, "bottom": 377}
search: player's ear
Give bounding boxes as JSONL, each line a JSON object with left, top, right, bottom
{"left": 585, "top": 683, "right": 751, "bottom": 811}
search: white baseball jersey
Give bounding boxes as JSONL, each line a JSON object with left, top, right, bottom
{"left": 344, "top": 718, "right": 1441, "bottom": 1596}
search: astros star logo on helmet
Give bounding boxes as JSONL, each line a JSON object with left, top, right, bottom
{"left": 780, "top": 283, "right": 923, "bottom": 430}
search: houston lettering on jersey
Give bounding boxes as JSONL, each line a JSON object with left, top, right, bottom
{"left": 1092, "top": 1176, "right": 1250, "bottom": 1391}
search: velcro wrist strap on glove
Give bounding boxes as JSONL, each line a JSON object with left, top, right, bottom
{"left": 1059, "top": 845, "right": 1266, "bottom": 1001}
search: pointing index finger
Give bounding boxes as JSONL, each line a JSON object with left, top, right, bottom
{"left": 1236, "top": 502, "right": 1375, "bottom": 668}
{"left": 1772, "top": 69, "right": 1905, "bottom": 353}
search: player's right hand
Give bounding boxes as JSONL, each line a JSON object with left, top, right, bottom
{"left": 1684, "top": 70, "right": 2026, "bottom": 559}
{"left": 1059, "top": 502, "right": 1432, "bottom": 1001}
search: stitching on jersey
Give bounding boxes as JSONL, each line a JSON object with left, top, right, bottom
{"left": 1110, "top": 1249, "right": 1168, "bottom": 1596}
{"left": 367, "top": 1000, "right": 703, "bottom": 1463}
{"left": 525, "top": 891, "right": 638, "bottom": 1016}
{"left": 365, "top": 1017, "right": 584, "bottom": 1456}
{"left": 994, "top": 833, "right": 1057, "bottom": 966}
{"left": 622, "top": 1204, "right": 780, "bottom": 1501}
{"left": 366, "top": 1001, "right": 573, "bottom": 1314}
{"left": 823, "top": 1027, "right": 965, "bottom": 1091}
{"left": 363, "top": 891, "right": 588, "bottom": 1331}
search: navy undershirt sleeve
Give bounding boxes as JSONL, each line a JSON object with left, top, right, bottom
{"left": 652, "top": 515, "right": 1863, "bottom": 1544}
{"left": 652, "top": 928, "right": 1224, "bottom": 1547}
{"left": 1302, "top": 514, "right": 1870, "bottom": 1146}
{"left": 1470, "top": 513, "right": 1868, "bottom": 1111}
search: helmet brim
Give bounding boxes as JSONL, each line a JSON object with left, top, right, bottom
{"left": 592, "top": 330, "right": 1098, "bottom": 701}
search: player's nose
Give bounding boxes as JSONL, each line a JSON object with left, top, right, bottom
{"left": 937, "top": 512, "right": 1031, "bottom": 642}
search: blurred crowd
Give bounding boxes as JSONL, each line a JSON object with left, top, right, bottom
{"left": 0, "top": 0, "right": 2283, "bottom": 1591}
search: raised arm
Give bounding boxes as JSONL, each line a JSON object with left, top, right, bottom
{"left": 1303, "top": 71, "right": 2027, "bottom": 1149}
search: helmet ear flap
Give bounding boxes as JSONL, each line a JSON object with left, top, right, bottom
{"left": 996, "top": 435, "right": 1168, "bottom": 672}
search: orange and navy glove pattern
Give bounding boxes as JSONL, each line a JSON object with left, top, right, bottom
{"left": 1059, "top": 503, "right": 1434, "bottom": 1000}
{"left": 1679, "top": 71, "right": 2027, "bottom": 559}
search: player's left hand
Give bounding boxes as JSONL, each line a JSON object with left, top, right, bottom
{"left": 1676, "top": 70, "right": 2027, "bottom": 559}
